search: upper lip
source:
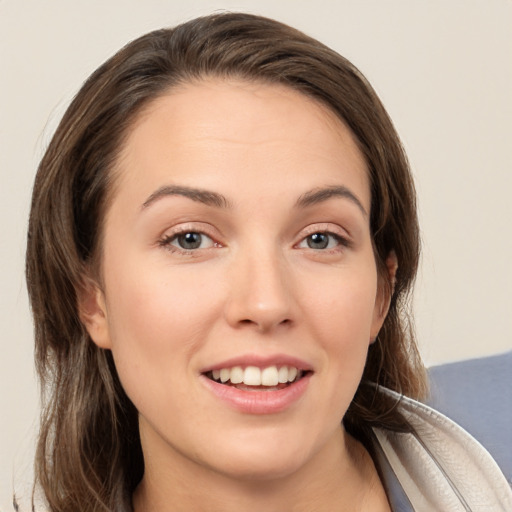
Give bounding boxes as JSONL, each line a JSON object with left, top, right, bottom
{"left": 200, "top": 354, "right": 314, "bottom": 373}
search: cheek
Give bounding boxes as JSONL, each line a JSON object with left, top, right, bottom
{"left": 298, "top": 265, "right": 378, "bottom": 389}
{"left": 105, "top": 248, "right": 219, "bottom": 334}
{"left": 102, "top": 257, "right": 223, "bottom": 400}
{"left": 300, "top": 266, "right": 379, "bottom": 342}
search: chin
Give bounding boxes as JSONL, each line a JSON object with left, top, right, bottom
{"left": 213, "top": 452, "right": 309, "bottom": 483}
{"left": 198, "top": 429, "right": 318, "bottom": 482}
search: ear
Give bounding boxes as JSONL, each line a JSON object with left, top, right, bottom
{"left": 77, "top": 276, "right": 112, "bottom": 349}
{"left": 370, "top": 251, "right": 398, "bottom": 343}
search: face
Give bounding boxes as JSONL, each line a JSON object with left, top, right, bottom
{"left": 83, "top": 79, "right": 390, "bottom": 482}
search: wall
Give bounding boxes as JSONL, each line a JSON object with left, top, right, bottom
{"left": 1, "top": 0, "right": 510, "bottom": 508}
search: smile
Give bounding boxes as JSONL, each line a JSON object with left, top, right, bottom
{"left": 205, "top": 365, "right": 304, "bottom": 390}
{"left": 200, "top": 360, "right": 312, "bottom": 414}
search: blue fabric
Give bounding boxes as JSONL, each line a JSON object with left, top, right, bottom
{"left": 427, "top": 351, "right": 512, "bottom": 485}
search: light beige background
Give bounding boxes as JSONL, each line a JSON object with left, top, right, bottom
{"left": 1, "top": 0, "right": 511, "bottom": 508}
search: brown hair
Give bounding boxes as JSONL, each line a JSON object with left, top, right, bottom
{"left": 26, "top": 12, "right": 425, "bottom": 512}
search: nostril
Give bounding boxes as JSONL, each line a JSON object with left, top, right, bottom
{"left": 235, "top": 317, "right": 292, "bottom": 332}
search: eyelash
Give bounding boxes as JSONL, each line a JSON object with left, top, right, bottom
{"left": 158, "top": 228, "right": 220, "bottom": 255}
{"left": 296, "top": 231, "right": 350, "bottom": 251}
{"left": 157, "top": 227, "right": 351, "bottom": 255}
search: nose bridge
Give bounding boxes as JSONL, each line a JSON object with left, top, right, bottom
{"left": 224, "top": 238, "right": 293, "bottom": 331}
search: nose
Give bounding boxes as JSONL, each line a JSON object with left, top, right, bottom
{"left": 223, "top": 247, "right": 294, "bottom": 333}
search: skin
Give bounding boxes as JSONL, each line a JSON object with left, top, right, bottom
{"left": 81, "top": 79, "right": 394, "bottom": 511}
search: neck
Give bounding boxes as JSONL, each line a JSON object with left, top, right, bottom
{"left": 132, "top": 427, "right": 390, "bottom": 512}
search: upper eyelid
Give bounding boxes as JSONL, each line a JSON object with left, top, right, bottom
{"left": 297, "top": 223, "right": 351, "bottom": 239}
{"left": 159, "top": 222, "right": 220, "bottom": 239}
{"left": 156, "top": 221, "right": 351, "bottom": 245}
{"left": 296, "top": 232, "right": 347, "bottom": 247}
{"left": 165, "top": 231, "right": 214, "bottom": 243}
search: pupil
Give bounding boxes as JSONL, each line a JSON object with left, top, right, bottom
{"left": 308, "top": 233, "right": 328, "bottom": 249}
{"left": 178, "top": 232, "right": 202, "bottom": 249}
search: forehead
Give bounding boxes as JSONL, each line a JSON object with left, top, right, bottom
{"left": 112, "top": 78, "right": 370, "bottom": 210}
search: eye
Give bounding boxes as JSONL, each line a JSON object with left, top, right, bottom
{"left": 161, "top": 231, "right": 216, "bottom": 251}
{"left": 298, "top": 232, "right": 343, "bottom": 250}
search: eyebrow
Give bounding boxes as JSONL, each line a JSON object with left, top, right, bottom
{"left": 295, "top": 185, "right": 368, "bottom": 217}
{"left": 142, "top": 185, "right": 232, "bottom": 210}
{"left": 142, "top": 183, "right": 367, "bottom": 216}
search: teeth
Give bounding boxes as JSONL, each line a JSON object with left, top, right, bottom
{"left": 261, "top": 366, "right": 279, "bottom": 386}
{"left": 230, "top": 366, "right": 244, "bottom": 384}
{"left": 209, "top": 365, "right": 303, "bottom": 386}
{"left": 278, "top": 366, "right": 289, "bottom": 383}
{"left": 288, "top": 366, "right": 298, "bottom": 382}
{"left": 244, "top": 366, "right": 261, "bottom": 386}
{"left": 220, "top": 368, "right": 230, "bottom": 383}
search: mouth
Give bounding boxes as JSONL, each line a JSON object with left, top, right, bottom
{"left": 204, "top": 365, "right": 309, "bottom": 392}
{"left": 200, "top": 356, "right": 313, "bottom": 414}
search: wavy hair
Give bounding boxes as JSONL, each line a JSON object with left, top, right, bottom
{"left": 26, "top": 12, "right": 425, "bottom": 511}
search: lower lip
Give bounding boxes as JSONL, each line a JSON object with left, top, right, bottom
{"left": 199, "top": 373, "right": 312, "bottom": 415}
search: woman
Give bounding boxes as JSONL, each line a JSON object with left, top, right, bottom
{"left": 25, "top": 12, "right": 511, "bottom": 512}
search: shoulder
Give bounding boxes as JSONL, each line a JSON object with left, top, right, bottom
{"left": 427, "top": 351, "right": 512, "bottom": 484}
{"left": 372, "top": 386, "right": 512, "bottom": 511}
